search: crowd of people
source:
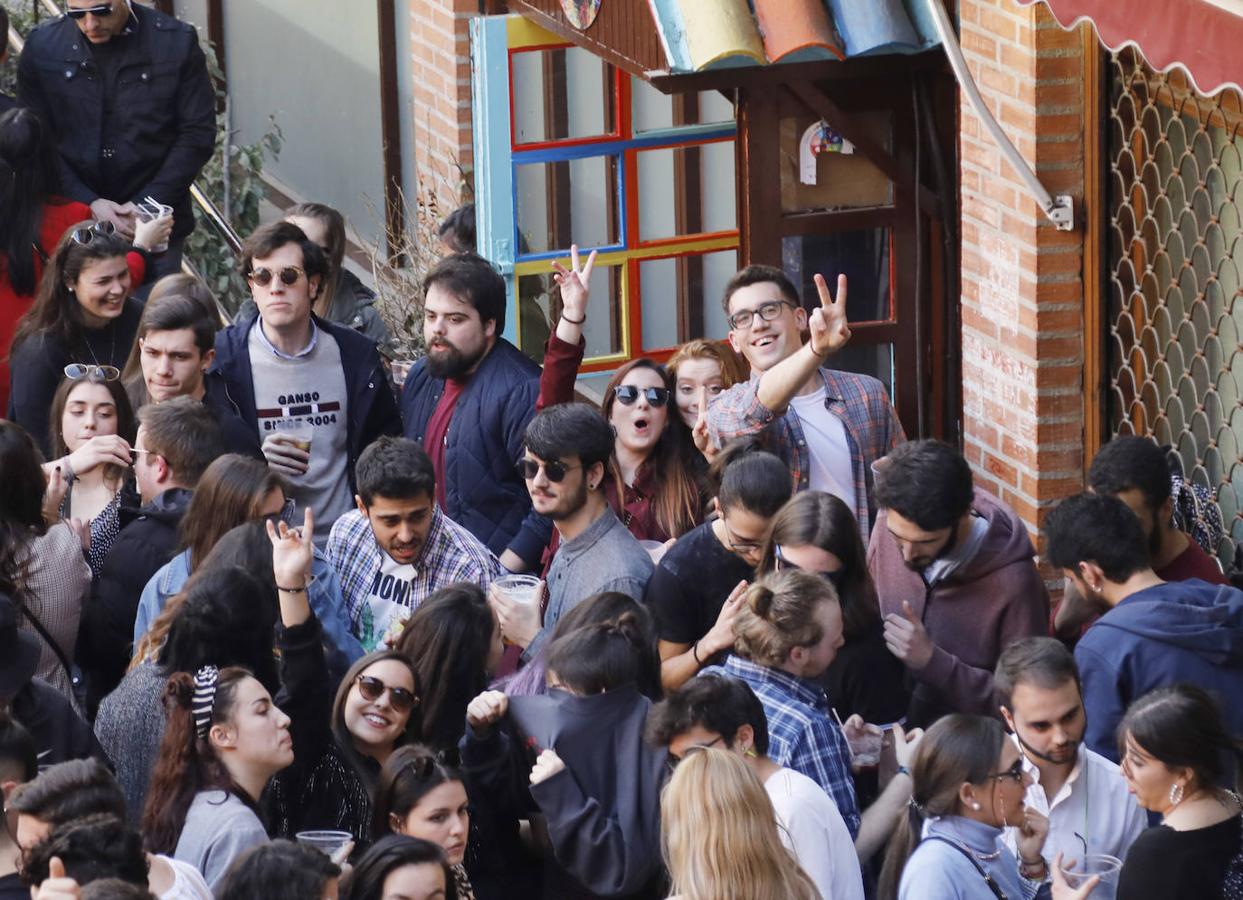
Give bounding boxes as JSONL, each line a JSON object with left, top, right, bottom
{"left": 2, "top": 2, "right": 1243, "bottom": 899}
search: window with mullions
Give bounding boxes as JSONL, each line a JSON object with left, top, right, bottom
{"left": 507, "top": 42, "right": 739, "bottom": 370}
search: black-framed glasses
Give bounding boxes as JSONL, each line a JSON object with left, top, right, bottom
{"left": 355, "top": 675, "right": 419, "bottom": 713}
{"left": 70, "top": 220, "right": 116, "bottom": 245}
{"left": 65, "top": 2, "right": 113, "bottom": 19}
{"left": 517, "top": 457, "right": 581, "bottom": 483}
{"left": 247, "top": 266, "right": 305, "bottom": 287}
{"left": 64, "top": 363, "right": 120, "bottom": 383}
{"left": 727, "top": 299, "right": 797, "bottom": 331}
{"left": 990, "top": 758, "right": 1025, "bottom": 783}
{"left": 720, "top": 517, "right": 763, "bottom": 553}
{"left": 613, "top": 385, "right": 670, "bottom": 407}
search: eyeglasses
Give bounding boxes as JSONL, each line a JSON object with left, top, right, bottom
{"left": 668, "top": 736, "right": 724, "bottom": 771}
{"left": 990, "top": 758, "right": 1026, "bottom": 783}
{"left": 70, "top": 220, "right": 116, "bottom": 245}
{"left": 721, "top": 517, "right": 764, "bottom": 553}
{"left": 613, "top": 385, "right": 670, "bottom": 407}
{"left": 247, "top": 266, "right": 306, "bottom": 287}
{"left": 727, "top": 299, "right": 797, "bottom": 331}
{"left": 130, "top": 448, "right": 158, "bottom": 466}
{"left": 63, "top": 363, "right": 120, "bottom": 382}
{"left": 65, "top": 2, "right": 113, "bottom": 20}
{"left": 517, "top": 457, "right": 581, "bottom": 483}
{"left": 355, "top": 675, "right": 419, "bottom": 714}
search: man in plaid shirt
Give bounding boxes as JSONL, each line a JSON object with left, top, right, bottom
{"left": 707, "top": 266, "right": 905, "bottom": 538}
{"left": 326, "top": 436, "right": 501, "bottom": 651}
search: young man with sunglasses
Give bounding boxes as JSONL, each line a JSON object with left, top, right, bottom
{"left": 994, "top": 637, "right": 1146, "bottom": 870}
{"left": 326, "top": 437, "right": 501, "bottom": 652}
{"left": 79, "top": 397, "right": 224, "bottom": 716}
{"left": 869, "top": 439, "right": 1048, "bottom": 727}
{"left": 17, "top": 0, "right": 215, "bottom": 281}
{"left": 207, "top": 221, "right": 401, "bottom": 542}
{"left": 402, "top": 253, "right": 549, "bottom": 574}
{"left": 707, "top": 265, "right": 904, "bottom": 541}
{"left": 492, "top": 403, "right": 653, "bottom": 663}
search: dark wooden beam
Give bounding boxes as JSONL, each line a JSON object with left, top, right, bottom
{"left": 648, "top": 52, "right": 944, "bottom": 95}
{"left": 739, "top": 87, "right": 781, "bottom": 267}
{"left": 376, "top": 0, "right": 406, "bottom": 260}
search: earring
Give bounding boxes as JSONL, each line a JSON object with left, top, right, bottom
{"left": 970, "top": 802, "right": 981, "bottom": 811}
{"left": 744, "top": 748, "right": 758, "bottom": 759}
{"left": 1169, "top": 782, "right": 1184, "bottom": 806}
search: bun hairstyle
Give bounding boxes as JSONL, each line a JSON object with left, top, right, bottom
{"left": 545, "top": 607, "right": 659, "bottom": 697}
{"left": 733, "top": 569, "right": 835, "bottom": 668}
{"left": 142, "top": 666, "right": 256, "bottom": 855}
{"left": 372, "top": 744, "right": 464, "bottom": 841}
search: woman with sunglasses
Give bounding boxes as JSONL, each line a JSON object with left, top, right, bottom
{"left": 536, "top": 246, "right": 705, "bottom": 546}
{"left": 45, "top": 366, "right": 137, "bottom": 577}
{"left": 8, "top": 215, "right": 167, "bottom": 457}
{"left": 757, "top": 491, "right": 908, "bottom": 726}
{"left": 265, "top": 509, "right": 421, "bottom": 844}
{"left": 373, "top": 745, "right": 476, "bottom": 899}
{"left": 879, "top": 714, "right": 1054, "bottom": 900}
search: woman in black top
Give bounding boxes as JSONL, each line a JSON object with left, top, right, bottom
{"left": 1109, "top": 684, "right": 1243, "bottom": 900}
{"left": 757, "top": 491, "right": 908, "bottom": 726}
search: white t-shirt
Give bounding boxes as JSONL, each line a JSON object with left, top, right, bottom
{"left": 157, "top": 855, "right": 213, "bottom": 900}
{"left": 362, "top": 550, "right": 417, "bottom": 646}
{"left": 765, "top": 766, "right": 865, "bottom": 900}
{"left": 788, "top": 385, "right": 857, "bottom": 515}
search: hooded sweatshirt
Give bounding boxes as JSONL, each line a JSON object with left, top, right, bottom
{"left": 1076, "top": 579, "right": 1243, "bottom": 761}
{"left": 868, "top": 488, "right": 1050, "bottom": 726}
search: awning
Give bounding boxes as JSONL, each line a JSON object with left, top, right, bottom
{"left": 1016, "top": 0, "right": 1243, "bottom": 97}
{"left": 646, "top": 0, "right": 940, "bottom": 75}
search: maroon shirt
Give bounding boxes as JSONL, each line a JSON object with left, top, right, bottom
{"left": 1156, "top": 536, "right": 1229, "bottom": 585}
{"left": 423, "top": 377, "right": 466, "bottom": 507}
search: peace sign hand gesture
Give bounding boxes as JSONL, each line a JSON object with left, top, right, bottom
{"left": 692, "top": 385, "right": 718, "bottom": 461}
{"left": 551, "top": 244, "right": 597, "bottom": 326}
{"left": 808, "top": 273, "right": 851, "bottom": 358}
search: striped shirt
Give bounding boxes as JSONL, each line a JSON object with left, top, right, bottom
{"left": 700, "top": 655, "right": 861, "bottom": 838}
{"left": 707, "top": 366, "right": 905, "bottom": 536}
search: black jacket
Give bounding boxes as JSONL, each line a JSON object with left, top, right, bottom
{"left": 13, "top": 677, "right": 108, "bottom": 770}
{"left": 205, "top": 314, "right": 403, "bottom": 492}
{"left": 16, "top": 5, "right": 216, "bottom": 240}
{"left": 202, "top": 372, "right": 264, "bottom": 460}
{"left": 0, "top": 93, "right": 16, "bottom": 116}
{"left": 77, "top": 487, "right": 192, "bottom": 717}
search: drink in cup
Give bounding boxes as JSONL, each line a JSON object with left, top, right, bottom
{"left": 279, "top": 421, "right": 314, "bottom": 453}
{"left": 494, "top": 574, "right": 541, "bottom": 606}
{"left": 134, "top": 199, "right": 173, "bottom": 253}
{"left": 1059, "top": 854, "right": 1122, "bottom": 899}
{"left": 295, "top": 830, "right": 352, "bottom": 859}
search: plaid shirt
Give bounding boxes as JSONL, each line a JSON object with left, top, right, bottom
{"left": 707, "top": 367, "right": 905, "bottom": 536}
{"left": 327, "top": 507, "right": 502, "bottom": 651}
{"left": 701, "top": 655, "right": 860, "bottom": 837}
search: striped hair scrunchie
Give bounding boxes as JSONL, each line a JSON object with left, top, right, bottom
{"left": 192, "top": 665, "right": 220, "bottom": 740}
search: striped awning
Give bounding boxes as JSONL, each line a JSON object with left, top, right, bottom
{"left": 1016, "top": 0, "right": 1243, "bottom": 96}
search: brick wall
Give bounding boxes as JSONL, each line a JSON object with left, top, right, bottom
{"left": 957, "top": 0, "right": 1089, "bottom": 540}
{"left": 408, "top": 0, "right": 476, "bottom": 207}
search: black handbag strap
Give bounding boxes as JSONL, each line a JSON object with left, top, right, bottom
{"left": 921, "top": 836, "right": 1009, "bottom": 900}
{"left": 15, "top": 593, "right": 74, "bottom": 683}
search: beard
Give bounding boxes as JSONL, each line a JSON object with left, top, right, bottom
{"left": 426, "top": 339, "right": 487, "bottom": 379}
{"left": 904, "top": 522, "right": 961, "bottom": 572}
{"left": 534, "top": 476, "right": 589, "bottom": 522}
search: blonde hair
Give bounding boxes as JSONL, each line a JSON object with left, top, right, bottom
{"left": 666, "top": 339, "right": 747, "bottom": 388}
{"left": 661, "top": 749, "right": 818, "bottom": 900}
{"left": 733, "top": 569, "right": 835, "bottom": 667}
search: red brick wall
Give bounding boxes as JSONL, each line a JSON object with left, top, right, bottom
{"left": 957, "top": 0, "right": 1089, "bottom": 538}
{"left": 408, "top": 0, "right": 476, "bottom": 207}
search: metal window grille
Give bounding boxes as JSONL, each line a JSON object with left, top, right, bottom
{"left": 1106, "top": 48, "right": 1243, "bottom": 562}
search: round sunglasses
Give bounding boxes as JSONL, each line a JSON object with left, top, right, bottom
{"left": 247, "top": 266, "right": 306, "bottom": 287}
{"left": 355, "top": 674, "right": 419, "bottom": 713}
{"left": 613, "top": 385, "right": 670, "bottom": 407}
{"left": 516, "top": 457, "right": 581, "bottom": 483}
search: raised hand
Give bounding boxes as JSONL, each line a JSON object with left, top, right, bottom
{"left": 266, "top": 506, "right": 314, "bottom": 590}
{"left": 66, "top": 434, "right": 132, "bottom": 476}
{"left": 691, "top": 385, "right": 718, "bottom": 461}
{"left": 883, "top": 600, "right": 935, "bottom": 670}
{"left": 466, "top": 690, "right": 509, "bottom": 734}
{"left": 43, "top": 464, "right": 69, "bottom": 525}
{"left": 551, "top": 244, "right": 597, "bottom": 327}
{"left": 808, "top": 273, "right": 851, "bottom": 357}
{"left": 530, "top": 748, "right": 566, "bottom": 785}
{"left": 489, "top": 581, "right": 543, "bottom": 650}
{"left": 32, "top": 856, "right": 81, "bottom": 900}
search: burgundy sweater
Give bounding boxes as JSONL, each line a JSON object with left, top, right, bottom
{"left": 867, "top": 488, "right": 1050, "bottom": 725}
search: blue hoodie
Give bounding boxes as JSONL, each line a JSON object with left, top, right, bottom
{"left": 1076, "top": 579, "right": 1243, "bottom": 761}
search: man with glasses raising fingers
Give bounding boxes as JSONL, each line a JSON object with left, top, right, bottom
{"left": 707, "top": 265, "right": 905, "bottom": 541}
{"left": 492, "top": 403, "right": 653, "bottom": 665}
{"left": 207, "top": 221, "right": 401, "bottom": 542}
{"left": 17, "top": 0, "right": 215, "bottom": 280}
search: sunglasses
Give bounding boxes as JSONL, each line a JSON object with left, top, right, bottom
{"left": 65, "top": 2, "right": 113, "bottom": 20}
{"left": 667, "top": 736, "right": 724, "bottom": 772}
{"left": 70, "top": 220, "right": 116, "bottom": 245}
{"left": 64, "top": 363, "right": 120, "bottom": 383}
{"left": 130, "top": 448, "right": 158, "bottom": 466}
{"left": 247, "top": 266, "right": 306, "bottom": 287}
{"left": 774, "top": 544, "right": 847, "bottom": 590}
{"left": 990, "top": 758, "right": 1026, "bottom": 783}
{"left": 517, "top": 457, "right": 581, "bottom": 483}
{"left": 355, "top": 675, "right": 418, "bottom": 714}
{"left": 613, "top": 385, "right": 670, "bottom": 407}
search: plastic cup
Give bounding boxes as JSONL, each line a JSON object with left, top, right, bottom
{"left": 1059, "top": 854, "right": 1121, "bottom": 899}
{"left": 134, "top": 202, "right": 172, "bottom": 253}
{"left": 295, "top": 830, "right": 352, "bottom": 857}
{"left": 846, "top": 725, "right": 883, "bottom": 769}
{"left": 277, "top": 421, "right": 314, "bottom": 454}
{"left": 494, "top": 574, "right": 541, "bottom": 605}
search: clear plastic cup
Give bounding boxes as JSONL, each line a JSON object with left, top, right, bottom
{"left": 277, "top": 420, "right": 314, "bottom": 454}
{"left": 295, "top": 830, "right": 352, "bottom": 857}
{"left": 1059, "top": 854, "right": 1121, "bottom": 899}
{"left": 494, "top": 574, "right": 541, "bottom": 605}
{"left": 846, "top": 725, "right": 883, "bottom": 769}
{"left": 134, "top": 201, "right": 172, "bottom": 253}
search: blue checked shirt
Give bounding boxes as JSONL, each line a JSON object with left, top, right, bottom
{"left": 701, "top": 655, "right": 861, "bottom": 837}
{"left": 706, "top": 366, "right": 905, "bottom": 537}
{"left": 326, "top": 506, "right": 502, "bottom": 651}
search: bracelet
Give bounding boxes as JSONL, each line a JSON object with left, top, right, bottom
{"left": 1018, "top": 858, "right": 1047, "bottom": 880}
{"left": 690, "top": 641, "right": 704, "bottom": 666}
{"left": 896, "top": 765, "right": 911, "bottom": 777}
{"left": 277, "top": 583, "right": 307, "bottom": 593}
{"left": 560, "top": 312, "right": 586, "bottom": 325}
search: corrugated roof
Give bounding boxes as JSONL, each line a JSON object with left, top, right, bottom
{"left": 648, "top": 0, "right": 940, "bottom": 74}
